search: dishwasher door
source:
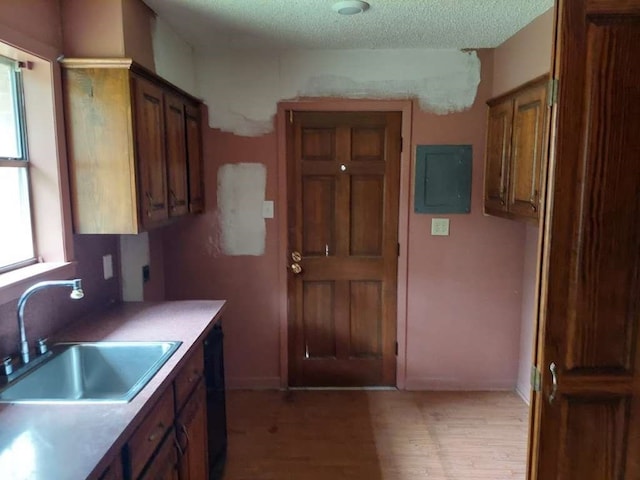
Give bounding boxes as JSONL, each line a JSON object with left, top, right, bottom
{"left": 204, "top": 322, "right": 227, "bottom": 480}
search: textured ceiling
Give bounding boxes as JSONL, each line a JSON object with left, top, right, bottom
{"left": 142, "top": 0, "right": 554, "bottom": 51}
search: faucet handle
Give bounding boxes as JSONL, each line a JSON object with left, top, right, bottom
{"left": 2, "top": 357, "right": 13, "bottom": 376}
{"left": 36, "top": 338, "right": 48, "bottom": 355}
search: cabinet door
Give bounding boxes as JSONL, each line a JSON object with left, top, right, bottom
{"left": 176, "top": 380, "right": 208, "bottom": 480}
{"left": 139, "top": 430, "right": 180, "bottom": 480}
{"left": 99, "top": 455, "right": 124, "bottom": 480}
{"left": 165, "top": 94, "right": 189, "bottom": 217}
{"left": 134, "top": 76, "right": 168, "bottom": 228}
{"left": 508, "top": 80, "right": 548, "bottom": 220}
{"left": 484, "top": 98, "right": 513, "bottom": 215}
{"left": 185, "top": 104, "right": 204, "bottom": 214}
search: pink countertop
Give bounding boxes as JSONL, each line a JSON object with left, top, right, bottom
{"left": 0, "top": 300, "right": 226, "bottom": 480}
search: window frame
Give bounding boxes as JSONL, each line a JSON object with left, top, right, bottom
{"left": 0, "top": 29, "right": 76, "bottom": 305}
{"left": 0, "top": 54, "right": 37, "bottom": 274}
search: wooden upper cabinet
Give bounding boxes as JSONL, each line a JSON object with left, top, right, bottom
{"left": 509, "top": 82, "right": 547, "bottom": 219}
{"left": 484, "top": 75, "right": 549, "bottom": 223}
{"left": 185, "top": 104, "right": 205, "bottom": 213}
{"left": 61, "top": 58, "right": 204, "bottom": 234}
{"left": 164, "top": 94, "right": 189, "bottom": 218}
{"left": 134, "top": 76, "right": 169, "bottom": 228}
{"left": 484, "top": 98, "right": 513, "bottom": 215}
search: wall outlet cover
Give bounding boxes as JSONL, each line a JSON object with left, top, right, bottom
{"left": 431, "top": 218, "right": 450, "bottom": 236}
{"left": 102, "top": 254, "right": 113, "bottom": 280}
{"left": 262, "top": 200, "right": 274, "bottom": 219}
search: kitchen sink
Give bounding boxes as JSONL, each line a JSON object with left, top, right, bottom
{"left": 0, "top": 341, "right": 181, "bottom": 404}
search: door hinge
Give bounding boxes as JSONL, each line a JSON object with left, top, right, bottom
{"left": 289, "top": 110, "right": 293, "bottom": 124}
{"left": 531, "top": 365, "right": 542, "bottom": 392}
{"left": 395, "top": 342, "right": 398, "bottom": 356}
{"left": 400, "top": 137, "right": 403, "bottom": 153}
{"left": 548, "top": 78, "right": 559, "bottom": 107}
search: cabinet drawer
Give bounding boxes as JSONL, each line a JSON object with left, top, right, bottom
{"left": 126, "top": 388, "right": 175, "bottom": 479}
{"left": 174, "top": 346, "right": 204, "bottom": 412}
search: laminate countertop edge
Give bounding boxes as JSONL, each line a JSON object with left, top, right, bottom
{"left": 0, "top": 300, "right": 227, "bottom": 480}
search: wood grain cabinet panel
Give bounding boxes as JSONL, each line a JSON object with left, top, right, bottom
{"left": 61, "top": 58, "right": 204, "bottom": 234}
{"left": 176, "top": 380, "right": 209, "bottom": 480}
{"left": 484, "top": 75, "right": 549, "bottom": 223}
{"left": 164, "top": 94, "right": 189, "bottom": 218}
{"left": 185, "top": 104, "right": 205, "bottom": 214}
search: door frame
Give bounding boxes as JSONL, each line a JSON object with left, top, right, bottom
{"left": 276, "top": 99, "right": 413, "bottom": 389}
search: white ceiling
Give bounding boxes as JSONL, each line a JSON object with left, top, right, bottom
{"left": 142, "top": 0, "right": 554, "bottom": 51}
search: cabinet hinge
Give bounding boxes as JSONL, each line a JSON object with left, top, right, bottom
{"left": 395, "top": 342, "right": 398, "bottom": 356}
{"left": 289, "top": 110, "right": 294, "bottom": 124}
{"left": 531, "top": 365, "right": 542, "bottom": 392}
{"left": 548, "top": 78, "right": 559, "bottom": 107}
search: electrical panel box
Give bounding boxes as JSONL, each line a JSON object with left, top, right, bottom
{"left": 414, "top": 145, "right": 472, "bottom": 214}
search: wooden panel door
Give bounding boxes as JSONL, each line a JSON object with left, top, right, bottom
{"left": 531, "top": 1, "right": 640, "bottom": 479}
{"left": 185, "top": 104, "right": 204, "bottom": 214}
{"left": 176, "top": 380, "right": 208, "bottom": 480}
{"left": 484, "top": 97, "right": 512, "bottom": 215}
{"left": 287, "top": 111, "right": 401, "bottom": 387}
{"left": 164, "top": 94, "right": 189, "bottom": 217}
{"left": 508, "top": 79, "right": 547, "bottom": 219}
{"left": 133, "top": 76, "right": 168, "bottom": 228}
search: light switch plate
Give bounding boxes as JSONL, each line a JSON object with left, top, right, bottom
{"left": 262, "top": 200, "right": 274, "bottom": 219}
{"left": 431, "top": 218, "right": 450, "bottom": 236}
{"left": 102, "top": 254, "right": 113, "bottom": 280}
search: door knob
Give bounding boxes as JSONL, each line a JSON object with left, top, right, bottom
{"left": 291, "top": 251, "right": 302, "bottom": 262}
{"left": 290, "top": 263, "right": 302, "bottom": 274}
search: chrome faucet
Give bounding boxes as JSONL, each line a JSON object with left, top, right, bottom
{"left": 16, "top": 279, "right": 84, "bottom": 364}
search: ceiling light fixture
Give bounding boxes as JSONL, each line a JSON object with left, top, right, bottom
{"left": 332, "top": 1, "right": 370, "bottom": 16}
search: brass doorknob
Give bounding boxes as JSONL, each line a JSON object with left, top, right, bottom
{"left": 291, "top": 251, "right": 302, "bottom": 262}
{"left": 290, "top": 263, "right": 302, "bottom": 274}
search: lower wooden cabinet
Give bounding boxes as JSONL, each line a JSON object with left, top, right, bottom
{"left": 139, "top": 430, "right": 180, "bottom": 480}
{"left": 176, "top": 381, "right": 208, "bottom": 480}
{"left": 99, "top": 455, "right": 125, "bottom": 480}
{"left": 117, "top": 344, "right": 208, "bottom": 480}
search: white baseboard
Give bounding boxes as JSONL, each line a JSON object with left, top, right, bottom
{"left": 404, "top": 377, "right": 515, "bottom": 391}
{"left": 515, "top": 385, "right": 531, "bottom": 405}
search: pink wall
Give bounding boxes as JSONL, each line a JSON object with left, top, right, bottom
{"left": 0, "top": 0, "right": 63, "bottom": 50}
{"left": 61, "top": 0, "right": 125, "bottom": 58}
{"left": 492, "top": 7, "right": 554, "bottom": 401}
{"left": 492, "top": 8, "right": 554, "bottom": 97}
{"left": 122, "top": 0, "right": 156, "bottom": 71}
{"left": 163, "top": 116, "right": 281, "bottom": 388}
{"left": 163, "top": 49, "right": 528, "bottom": 390}
{"left": 61, "top": 0, "right": 156, "bottom": 71}
{"left": 405, "top": 49, "right": 525, "bottom": 390}
{"left": 0, "top": 4, "right": 121, "bottom": 360}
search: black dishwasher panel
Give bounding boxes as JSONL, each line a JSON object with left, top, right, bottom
{"left": 204, "top": 322, "right": 227, "bottom": 480}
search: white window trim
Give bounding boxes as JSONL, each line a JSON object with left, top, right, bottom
{"left": 0, "top": 23, "right": 76, "bottom": 304}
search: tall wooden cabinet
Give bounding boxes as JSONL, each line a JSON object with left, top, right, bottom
{"left": 484, "top": 75, "right": 549, "bottom": 223}
{"left": 61, "top": 58, "right": 204, "bottom": 234}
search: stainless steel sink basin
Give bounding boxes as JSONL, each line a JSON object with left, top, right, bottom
{"left": 0, "top": 341, "right": 181, "bottom": 404}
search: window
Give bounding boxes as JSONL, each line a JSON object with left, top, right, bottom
{"left": 0, "top": 56, "right": 35, "bottom": 273}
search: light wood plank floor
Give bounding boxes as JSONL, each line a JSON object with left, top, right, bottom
{"left": 224, "top": 390, "right": 528, "bottom": 480}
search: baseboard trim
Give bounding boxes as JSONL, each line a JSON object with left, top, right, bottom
{"left": 226, "top": 377, "right": 281, "bottom": 390}
{"left": 515, "top": 386, "right": 531, "bottom": 405}
{"left": 405, "top": 377, "right": 515, "bottom": 391}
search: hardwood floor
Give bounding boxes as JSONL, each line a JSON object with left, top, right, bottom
{"left": 224, "top": 390, "right": 528, "bottom": 480}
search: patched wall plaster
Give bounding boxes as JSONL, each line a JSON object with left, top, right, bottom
{"left": 217, "top": 163, "right": 267, "bottom": 256}
{"left": 151, "top": 16, "right": 197, "bottom": 95}
{"left": 196, "top": 48, "right": 481, "bottom": 136}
